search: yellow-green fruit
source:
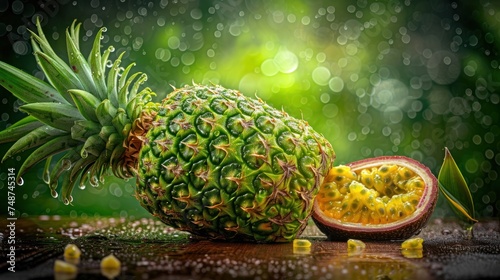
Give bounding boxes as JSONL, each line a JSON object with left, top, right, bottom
{"left": 401, "top": 237, "right": 424, "bottom": 249}
{"left": 101, "top": 254, "right": 121, "bottom": 269}
{"left": 136, "top": 85, "right": 335, "bottom": 242}
{"left": 54, "top": 260, "right": 78, "bottom": 274}
{"left": 313, "top": 156, "right": 438, "bottom": 241}
{"left": 64, "top": 244, "right": 81, "bottom": 260}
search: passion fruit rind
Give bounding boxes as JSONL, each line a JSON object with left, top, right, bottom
{"left": 312, "top": 156, "right": 438, "bottom": 241}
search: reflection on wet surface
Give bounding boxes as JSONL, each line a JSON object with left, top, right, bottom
{"left": 1, "top": 216, "right": 499, "bottom": 279}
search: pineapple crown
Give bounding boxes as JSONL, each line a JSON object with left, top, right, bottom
{"left": 0, "top": 20, "right": 155, "bottom": 204}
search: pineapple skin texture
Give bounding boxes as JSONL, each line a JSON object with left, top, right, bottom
{"left": 135, "top": 85, "right": 335, "bottom": 242}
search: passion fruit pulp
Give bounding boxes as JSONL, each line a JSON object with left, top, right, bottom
{"left": 312, "top": 156, "right": 438, "bottom": 241}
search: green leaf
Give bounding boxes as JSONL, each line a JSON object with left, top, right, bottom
{"left": 70, "top": 120, "right": 101, "bottom": 141}
{"left": 34, "top": 51, "right": 82, "bottom": 102}
{"left": 2, "top": 125, "right": 67, "bottom": 161}
{"left": 17, "top": 135, "right": 79, "bottom": 180}
{"left": 438, "top": 147, "right": 478, "bottom": 226}
{"left": 106, "top": 52, "right": 125, "bottom": 108}
{"left": 96, "top": 99, "right": 117, "bottom": 126}
{"left": 49, "top": 150, "right": 82, "bottom": 195}
{"left": 68, "top": 89, "right": 101, "bottom": 122}
{"left": 0, "top": 116, "right": 44, "bottom": 145}
{"left": 20, "top": 103, "right": 84, "bottom": 132}
{"left": 88, "top": 27, "right": 108, "bottom": 100}
{"left": 0, "top": 61, "right": 66, "bottom": 104}
{"left": 119, "top": 70, "right": 141, "bottom": 108}
{"left": 66, "top": 22, "right": 98, "bottom": 95}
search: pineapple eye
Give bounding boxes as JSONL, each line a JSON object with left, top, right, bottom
{"left": 195, "top": 112, "right": 216, "bottom": 137}
{"left": 277, "top": 131, "right": 298, "bottom": 154}
{"left": 255, "top": 115, "right": 275, "bottom": 134}
{"left": 237, "top": 100, "right": 255, "bottom": 115}
{"left": 209, "top": 134, "right": 230, "bottom": 165}
{"left": 210, "top": 98, "right": 229, "bottom": 114}
{"left": 226, "top": 113, "right": 245, "bottom": 136}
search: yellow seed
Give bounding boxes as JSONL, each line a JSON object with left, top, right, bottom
{"left": 403, "top": 201, "right": 414, "bottom": 214}
{"left": 369, "top": 211, "right": 380, "bottom": 224}
{"left": 101, "top": 254, "right": 121, "bottom": 269}
{"left": 398, "top": 166, "right": 414, "bottom": 179}
{"left": 402, "top": 249, "right": 423, "bottom": 258}
{"left": 293, "top": 246, "right": 311, "bottom": 254}
{"left": 338, "top": 185, "right": 348, "bottom": 195}
{"left": 54, "top": 259, "right": 78, "bottom": 274}
{"left": 401, "top": 237, "right": 424, "bottom": 249}
{"left": 64, "top": 244, "right": 81, "bottom": 260}
{"left": 359, "top": 212, "right": 369, "bottom": 225}
{"left": 319, "top": 163, "right": 425, "bottom": 225}
{"left": 347, "top": 239, "right": 366, "bottom": 253}
{"left": 351, "top": 198, "right": 360, "bottom": 211}
{"left": 351, "top": 211, "right": 362, "bottom": 223}
{"left": 293, "top": 239, "right": 312, "bottom": 248}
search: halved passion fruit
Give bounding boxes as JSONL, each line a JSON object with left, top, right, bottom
{"left": 312, "top": 156, "right": 438, "bottom": 241}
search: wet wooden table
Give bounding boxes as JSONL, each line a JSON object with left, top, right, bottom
{"left": 1, "top": 215, "right": 499, "bottom": 279}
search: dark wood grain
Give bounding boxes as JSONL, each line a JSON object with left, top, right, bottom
{"left": 1, "top": 216, "right": 499, "bottom": 279}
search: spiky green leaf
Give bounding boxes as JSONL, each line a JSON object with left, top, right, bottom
{"left": 96, "top": 99, "right": 117, "bottom": 126}
{"left": 106, "top": 52, "right": 125, "bottom": 107}
{"left": 70, "top": 154, "right": 97, "bottom": 181}
{"left": 49, "top": 150, "right": 81, "bottom": 194}
{"left": 70, "top": 120, "right": 101, "bottom": 141}
{"left": 0, "top": 61, "right": 66, "bottom": 104}
{"left": 129, "top": 73, "right": 149, "bottom": 101}
{"left": 438, "top": 147, "right": 478, "bottom": 226}
{"left": 68, "top": 20, "right": 81, "bottom": 50}
{"left": 119, "top": 70, "right": 141, "bottom": 108}
{"left": 30, "top": 21, "right": 58, "bottom": 61}
{"left": 0, "top": 116, "right": 44, "bottom": 145}
{"left": 81, "top": 134, "right": 106, "bottom": 157}
{"left": 20, "top": 103, "right": 84, "bottom": 132}
{"left": 88, "top": 27, "right": 107, "bottom": 100}
{"left": 111, "top": 109, "right": 129, "bottom": 133}
{"left": 66, "top": 22, "right": 98, "bottom": 94}
{"left": 60, "top": 174, "right": 77, "bottom": 205}
{"left": 34, "top": 51, "right": 82, "bottom": 103}
{"left": 42, "top": 156, "right": 52, "bottom": 184}
{"left": 18, "top": 135, "right": 79, "bottom": 180}
{"left": 2, "top": 126, "right": 67, "bottom": 161}
{"left": 69, "top": 89, "right": 101, "bottom": 122}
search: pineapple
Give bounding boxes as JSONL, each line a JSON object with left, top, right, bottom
{"left": 0, "top": 21, "right": 335, "bottom": 242}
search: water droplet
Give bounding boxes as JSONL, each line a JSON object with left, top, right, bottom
{"left": 43, "top": 171, "right": 50, "bottom": 184}
{"left": 90, "top": 176, "right": 99, "bottom": 187}
{"left": 62, "top": 159, "right": 72, "bottom": 170}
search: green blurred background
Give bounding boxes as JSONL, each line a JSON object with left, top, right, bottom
{"left": 0, "top": 0, "right": 499, "bottom": 220}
